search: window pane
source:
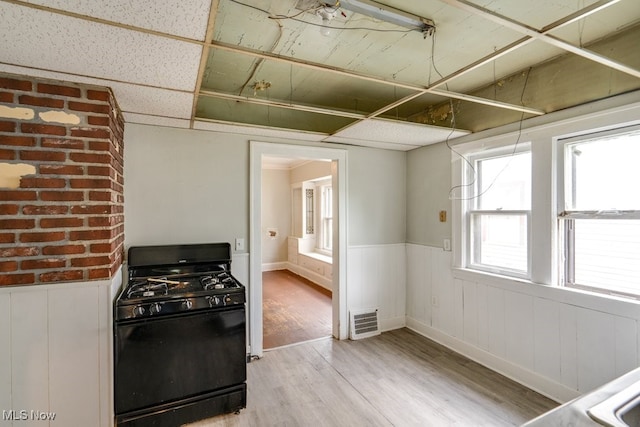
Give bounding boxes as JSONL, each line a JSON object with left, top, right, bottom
{"left": 565, "top": 131, "right": 640, "bottom": 211}
{"left": 572, "top": 219, "right": 640, "bottom": 295}
{"left": 471, "top": 213, "right": 528, "bottom": 272}
{"left": 477, "top": 151, "right": 531, "bottom": 210}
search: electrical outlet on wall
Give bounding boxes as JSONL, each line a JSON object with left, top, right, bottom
{"left": 443, "top": 238, "right": 451, "bottom": 251}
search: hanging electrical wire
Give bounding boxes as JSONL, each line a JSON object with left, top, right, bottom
{"left": 448, "top": 67, "right": 534, "bottom": 201}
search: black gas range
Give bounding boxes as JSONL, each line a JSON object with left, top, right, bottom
{"left": 114, "top": 243, "right": 247, "bottom": 427}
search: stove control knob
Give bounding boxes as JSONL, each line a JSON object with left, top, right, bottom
{"left": 209, "top": 296, "right": 221, "bottom": 307}
{"left": 150, "top": 302, "right": 162, "bottom": 315}
{"left": 182, "top": 299, "right": 193, "bottom": 310}
{"left": 132, "top": 305, "right": 146, "bottom": 317}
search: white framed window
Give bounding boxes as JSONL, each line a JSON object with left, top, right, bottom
{"left": 317, "top": 180, "right": 333, "bottom": 254}
{"left": 465, "top": 145, "right": 531, "bottom": 278}
{"left": 558, "top": 126, "right": 640, "bottom": 297}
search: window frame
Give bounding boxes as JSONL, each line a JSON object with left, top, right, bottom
{"left": 557, "top": 125, "right": 640, "bottom": 297}
{"left": 464, "top": 144, "right": 532, "bottom": 279}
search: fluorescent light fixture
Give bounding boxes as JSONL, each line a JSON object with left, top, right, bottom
{"left": 325, "top": 0, "right": 435, "bottom": 35}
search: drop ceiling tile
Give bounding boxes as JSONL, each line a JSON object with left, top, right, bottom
{"left": 193, "top": 120, "right": 328, "bottom": 142}
{"left": 18, "top": 0, "right": 211, "bottom": 40}
{"left": 0, "top": 64, "right": 195, "bottom": 120}
{"left": 323, "top": 136, "right": 421, "bottom": 151}
{"left": 329, "top": 119, "right": 469, "bottom": 147}
{"left": 0, "top": 2, "right": 202, "bottom": 91}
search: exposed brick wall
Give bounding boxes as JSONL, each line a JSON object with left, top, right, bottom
{"left": 0, "top": 72, "right": 124, "bottom": 286}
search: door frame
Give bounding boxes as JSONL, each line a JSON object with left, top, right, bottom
{"left": 249, "top": 141, "right": 348, "bottom": 357}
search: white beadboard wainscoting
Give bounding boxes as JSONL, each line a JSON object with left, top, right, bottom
{"left": 347, "top": 244, "right": 407, "bottom": 332}
{"left": 406, "top": 243, "right": 640, "bottom": 403}
{"left": 0, "top": 270, "right": 121, "bottom": 427}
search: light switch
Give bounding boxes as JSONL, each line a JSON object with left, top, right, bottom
{"left": 235, "top": 238, "right": 244, "bottom": 251}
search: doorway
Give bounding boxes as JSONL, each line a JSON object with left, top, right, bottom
{"left": 249, "top": 141, "right": 348, "bottom": 357}
{"left": 261, "top": 157, "right": 333, "bottom": 349}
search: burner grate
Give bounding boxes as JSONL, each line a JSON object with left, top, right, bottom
{"left": 127, "top": 281, "right": 169, "bottom": 298}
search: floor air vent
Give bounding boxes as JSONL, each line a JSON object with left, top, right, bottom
{"left": 349, "top": 308, "right": 380, "bottom": 340}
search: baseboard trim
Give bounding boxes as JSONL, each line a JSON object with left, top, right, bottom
{"left": 261, "top": 262, "right": 288, "bottom": 272}
{"left": 405, "top": 317, "right": 578, "bottom": 404}
{"left": 287, "top": 263, "right": 332, "bottom": 291}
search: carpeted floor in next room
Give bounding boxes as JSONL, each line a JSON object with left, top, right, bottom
{"left": 262, "top": 269, "right": 332, "bottom": 349}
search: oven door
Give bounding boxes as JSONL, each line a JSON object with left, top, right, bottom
{"left": 114, "top": 306, "right": 246, "bottom": 415}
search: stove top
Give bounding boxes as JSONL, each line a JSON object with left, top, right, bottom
{"left": 115, "top": 243, "right": 245, "bottom": 321}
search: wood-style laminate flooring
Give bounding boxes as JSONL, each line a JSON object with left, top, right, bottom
{"left": 262, "top": 270, "right": 332, "bottom": 349}
{"left": 190, "top": 328, "right": 558, "bottom": 427}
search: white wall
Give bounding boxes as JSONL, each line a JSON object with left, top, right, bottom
{"left": 124, "top": 124, "right": 407, "bottom": 346}
{"left": 0, "top": 272, "right": 121, "bottom": 427}
{"left": 261, "top": 168, "right": 290, "bottom": 266}
{"left": 406, "top": 244, "right": 640, "bottom": 402}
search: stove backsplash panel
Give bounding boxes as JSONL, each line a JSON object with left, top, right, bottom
{"left": 0, "top": 71, "right": 125, "bottom": 286}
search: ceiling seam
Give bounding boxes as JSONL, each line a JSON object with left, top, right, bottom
{"left": 190, "top": 0, "right": 221, "bottom": 129}
{"left": 438, "top": 0, "right": 640, "bottom": 79}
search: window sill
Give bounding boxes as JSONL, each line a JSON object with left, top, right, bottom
{"left": 452, "top": 267, "right": 640, "bottom": 318}
{"left": 301, "top": 251, "right": 332, "bottom": 264}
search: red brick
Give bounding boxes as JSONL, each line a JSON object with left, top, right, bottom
{"left": 88, "top": 268, "right": 110, "bottom": 280}
{"left": 41, "top": 138, "right": 84, "bottom": 150}
{"left": 68, "top": 101, "right": 110, "bottom": 114}
{"left": 0, "top": 77, "right": 32, "bottom": 91}
{"left": 0, "top": 233, "right": 15, "bottom": 243}
{"left": 71, "top": 256, "right": 110, "bottom": 267}
{"left": 90, "top": 242, "right": 114, "bottom": 253}
{"left": 39, "top": 164, "right": 84, "bottom": 175}
{"left": 0, "top": 218, "right": 35, "bottom": 229}
{"left": 22, "top": 258, "right": 66, "bottom": 270}
{"left": 0, "top": 135, "right": 37, "bottom": 147}
{"left": 0, "top": 190, "right": 37, "bottom": 201}
{"left": 88, "top": 141, "right": 110, "bottom": 151}
{"left": 40, "top": 191, "right": 84, "bottom": 202}
{"left": 0, "top": 273, "right": 35, "bottom": 286}
{"left": 20, "top": 177, "right": 66, "bottom": 188}
{"left": 0, "top": 92, "right": 13, "bottom": 102}
{"left": 88, "top": 217, "right": 111, "bottom": 227}
{"left": 40, "top": 217, "right": 84, "bottom": 228}
{"left": 37, "top": 83, "right": 81, "bottom": 98}
{"left": 20, "top": 150, "right": 66, "bottom": 162}
{"left": 21, "top": 123, "right": 66, "bottom": 136}
{"left": 0, "top": 149, "right": 16, "bottom": 160}
{"left": 89, "top": 191, "right": 111, "bottom": 201}
{"left": 0, "top": 247, "right": 39, "bottom": 257}
{"left": 22, "top": 205, "right": 69, "bottom": 215}
{"left": 20, "top": 231, "right": 65, "bottom": 243}
{"left": 0, "top": 261, "right": 18, "bottom": 272}
{"left": 70, "top": 128, "right": 110, "bottom": 139}
{"left": 18, "top": 95, "right": 64, "bottom": 108}
{"left": 69, "top": 229, "right": 111, "bottom": 241}
{"left": 69, "top": 152, "right": 110, "bottom": 164}
{"left": 70, "top": 204, "right": 111, "bottom": 215}
{"left": 88, "top": 116, "right": 109, "bottom": 126}
{"left": 70, "top": 178, "right": 110, "bottom": 189}
{"left": 40, "top": 270, "right": 84, "bottom": 283}
{"left": 0, "top": 204, "right": 19, "bottom": 215}
{"left": 43, "top": 244, "right": 85, "bottom": 255}
{"left": 0, "top": 121, "right": 16, "bottom": 132}
{"left": 87, "top": 90, "right": 110, "bottom": 102}
{"left": 87, "top": 165, "right": 111, "bottom": 176}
